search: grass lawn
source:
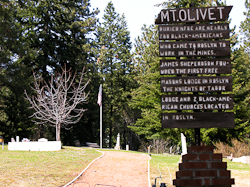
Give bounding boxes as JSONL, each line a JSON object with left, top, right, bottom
{"left": 150, "top": 154, "right": 250, "bottom": 187}
{"left": 150, "top": 154, "right": 181, "bottom": 187}
{"left": 0, "top": 145, "right": 102, "bottom": 187}
{"left": 1, "top": 146, "right": 250, "bottom": 187}
{"left": 226, "top": 158, "right": 250, "bottom": 186}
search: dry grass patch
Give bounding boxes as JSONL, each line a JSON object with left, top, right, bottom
{"left": 215, "top": 139, "right": 250, "bottom": 158}
{"left": 0, "top": 146, "right": 101, "bottom": 187}
{"left": 226, "top": 158, "right": 250, "bottom": 187}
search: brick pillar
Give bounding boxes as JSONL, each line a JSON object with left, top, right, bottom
{"left": 173, "top": 146, "right": 234, "bottom": 187}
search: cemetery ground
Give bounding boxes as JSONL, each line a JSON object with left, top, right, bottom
{"left": 0, "top": 146, "right": 101, "bottom": 187}
{"left": 0, "top": 146, "right": 249, "bottom": 187}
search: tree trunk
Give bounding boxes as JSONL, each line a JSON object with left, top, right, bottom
{"left": 109, "top": 104, "right": 113, "bottom": 148}
{"left": 38, "top": 124, "right": 44, "bottom": 139}
{"left": 56, "top": 124, "right": 61, "bottom": 141}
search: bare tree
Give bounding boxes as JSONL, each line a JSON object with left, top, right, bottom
{"left": 24, "top": 65, "right": 90, "bottom": 141}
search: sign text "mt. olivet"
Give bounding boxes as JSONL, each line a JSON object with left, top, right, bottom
{"left": 155, "top": 6, "right": 232, "bottom": 24}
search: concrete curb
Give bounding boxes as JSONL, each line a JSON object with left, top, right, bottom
{"left": 63, "top": 149, "right": 104, "bottom": 187}
{"left": 147, "top": 154, "right": 152, "bottom": 187}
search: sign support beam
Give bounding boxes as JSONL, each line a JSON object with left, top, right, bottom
{"left": 195, "top": 128, "right": 200, "bottom": 146}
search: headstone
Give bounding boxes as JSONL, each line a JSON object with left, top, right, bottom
{"left": 16, "top": 136, "right": 19, "bottom": 142}
{"left": 126, "top": 145, "right": 129, "bottom": 151}
{"left": 11, "top": 138, "right": 15, "bottom": 142}
{"left": 181, "top": 133, "right": 187, "bottom": 155}
{"left": 38, "top": 138, "right": 48, "bottom": 142}
{"left": 232, "top": 156, "right": 250, "bottom": 164}
{"left": 114, "top": 133, "right": 120, "bottom": 150}
{"left": 73, "top": 140, "right": 81, "bottom": 147}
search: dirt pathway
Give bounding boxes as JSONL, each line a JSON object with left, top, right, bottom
{"left": 68, "top": 151, "right": 149, "bottom": 187}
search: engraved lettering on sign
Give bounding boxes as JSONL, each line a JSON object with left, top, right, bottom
{"left": 161, "top": 85, "right": 231, "bottom": 92}
{"left": 156, "top": 6, "right": 232, "bottom": 24}
{"left": 159, "top": 24, "right": 229, "bottom": 32}
{"left": 160, "top": 60, "right": 230, "bottom": 67}
{"left": 172, "top": 114, "right": 194, "bottom": 120}
{"left": 161, "top": 95, "right": 233, "bottom": 103}
{"left": 161, "top": 94, "right": 233, "bottom": 110}
{"left": 162, "top": 103, "right": 231, "bottom": 110}
{"left": 161, "top": 7, "right": 224, "bottom": 22}
{"left": 160, "top": 59, "right": 231, "bottom": 75}
{"left": 159, "top": 32, "right": 226, "bottom": 40}
{"left": 161, "top": 112, "right": 235, "bottom": 128}
{"left": 161, "top": 77, "right": 231, "bottom": 85}
{"left": 159, "top": 41, "right": 230, "bottom": 57}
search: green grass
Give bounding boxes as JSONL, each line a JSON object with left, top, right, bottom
{"left": 0, "top": 145, "right": 102, "bottom": 187}
{"left": 149, "top": 154, "right": 250, "bottom": 187}
{"left": 1, "top": 146, "right": 249, "bottom": 187}
{"left": 225, "top": 158, "right": 250, "bottom": 171}
{"left": 224, "top": 158, "right": 250, "bottom": 184}
{"left": 150, "top": 154, "right": 181, "bottom": 187}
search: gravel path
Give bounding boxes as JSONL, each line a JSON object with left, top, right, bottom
{"left": 68, "top": 151, "right": 149, "bottom": 187}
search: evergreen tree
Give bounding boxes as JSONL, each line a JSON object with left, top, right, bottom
{"left": 0, "top": 0, "right": 35, "bottom": 141}
{"left": 95, "top": 1, "right": 133, "bottom": 148}
{"left": 14, "top": 0, "right": 98, "bottom": 76}
{"left": 240, "top": 0, "right": 250, "bottom": 54}
{"left": 129, "top": 24, "right": 184, "bottom": 145}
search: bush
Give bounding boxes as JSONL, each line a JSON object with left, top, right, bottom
{"left": 214, "top": 139, "right": 250, "bottom": 158}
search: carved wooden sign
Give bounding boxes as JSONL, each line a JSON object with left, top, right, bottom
{"left": 159, "top": 41, "right": 230, "bottom": 57}
{"left": 156, "top": 6, "right": 234, "bottom": 129}
{"left": 161, "top": 94, "right": 233, "bottom": 110}
{"left": 159, "top": 23, "right": 229, "bottom": 40}
{"left": 160, "top": 59, "right": 231, "bottom": 75}
{"left": 155, "top": 6, "right": 232, "bottom": 24}
{"left": 161, "top": 112, "right": 235, "bottom": 128}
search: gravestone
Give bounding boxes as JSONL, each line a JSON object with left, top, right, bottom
{"left": 232, "top": 156, "right": 250, "bottom": 164}
{"left": 126, "top": 145, "right": 129, "bottom": 151}
{"left": 38, "top": 138, "right": 48, "bottom": 142}
{"left": 181, "top": 133, "right": 187, "bottom": 155}
{"left": 114, "top": 133, "right": 121, "bottom": 150}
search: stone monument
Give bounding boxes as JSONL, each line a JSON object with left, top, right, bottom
{"left": 114, "top": 133, "right": 120, "bottom": 150}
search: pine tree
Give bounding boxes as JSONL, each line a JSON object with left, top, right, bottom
{"left": 128, "top": 24, "right": 184, "bottom": 145}
{"left": 95, "top": 1, "right": 133, "bottom": 148}
{"left": 0, "top": 0, "right": 35, "bottom": 140}
{"left": 14, "top": 0, "right": 98, "bottom": 77}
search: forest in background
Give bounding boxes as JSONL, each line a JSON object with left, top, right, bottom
{"left": 0, "top": 0, "right": 250, "bottom": 151}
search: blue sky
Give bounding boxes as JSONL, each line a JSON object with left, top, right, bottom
{"left": 90, "top": 0, "right": 246, "bottom": 42}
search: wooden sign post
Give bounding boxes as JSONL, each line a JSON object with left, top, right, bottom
{"left": 155, "top": 5, "right": 235, "bottom": 187}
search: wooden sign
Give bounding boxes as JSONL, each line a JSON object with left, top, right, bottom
{"left": 155, "top": 6, "right": 232, "bottom": 24}
{"left": 157, "top": 6, "right": 234, "bottom": 129}
{"left": 161, "top": 94, "right": 233, "bottom": 110}
{"left": 161, "top": 76, "right": 232, "bottom": 92}
{"left": 160, "top": 59, "right": 231, "bottom": 75}
{"left": 159, "top": 41, "right": 230, "bottom": 57}
{"left": 162, "top": 112, "right": 235, "bottom": 128}
{"left": 159, "top": 23, "right": 229, "bottom": 40}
